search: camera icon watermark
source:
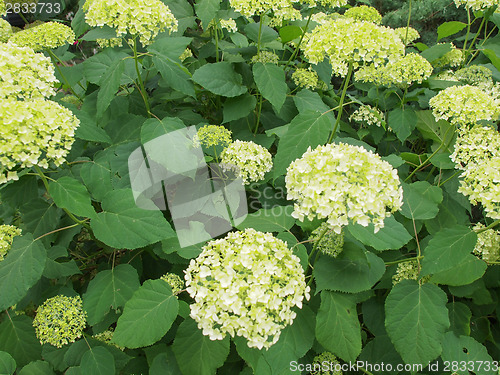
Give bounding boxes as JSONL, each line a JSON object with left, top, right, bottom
{"left": 128, "top": 126, "right": 248, "bottom": 247}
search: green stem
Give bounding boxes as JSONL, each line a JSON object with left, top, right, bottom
{"left": 47, "top": 49, "right": 82, "bottom": 101}
{"left": 257, "top": 15, "right": 264, "bottom": 55}
{"left": 385, "top": 255, "right": 423, "bottom": 266}
{"left": 214, "top": 17, "right": 220, "bottom": 62}
{"left": 437, "top": 170, "right": 461, "bottom": 187}
{"left": 284, "top": 9, "right": 313, "bottom": 71}
{"left": 254, "top": 94, "right": 263, "bottom": 135}
{"left": 132, "top": 37, "right": 151, "bottom": 117}
{"left": 403, "top": 0, "right": 413, "bottom": 47}
{"left": 305, "top": 225, "right": 329, "bottom": 287}
{"left": 474, "top": 219, "right": 500, "bottom": 233}
{"left": 464, "top": 16, "right": 486, "bottom": 64}
{"left": 327, "top": 62, "right": 353, "bottom": 144}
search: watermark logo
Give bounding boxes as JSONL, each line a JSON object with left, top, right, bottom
{"left": 128, "top": 126, "right": 247, "bottom": 247}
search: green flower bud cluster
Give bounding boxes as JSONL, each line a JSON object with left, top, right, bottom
{"left": 193, "top": 125, "right": 232, "bottom": 148}
{"left": 286, "top": 143, "right": 403, "bottom": 234}
{"left": 93, "top": 329, "right": 125, "bottom": 350}
{"left": 220, "top": 140, "right": 273, "bottom": 184}
{"left": 0, "top": 224, "right": 22, "bottom": 261}
{"left": 179, "top": 48, "right": 193, "bottom": 61}
{"left": 454, "top": 0, "right": 500, "bottom": 10}
{"left": 311, "top": 352, "right": 343, "bottom": 375}
{"left": 292, "top": 68, "right": 320, "bottom": 90}
{"left": 301, "top": 18, "right": 404, "bottom": 76}
{"left": 473, "top": 223, "right": 500, "bottom": 262}
{"left": 344, "top": 5, "right": 382, "bottom": 24}
{"left": 208, "top": 18, "right": 238, "bottom": 32}
{"left": 429, "top": 85, "right": 500, "bottom": 125}
{"left": 349, "top": 105, "right": 384, "bottom": 127}
{"left": 83, "top": 0, "right": 178, "bottom": 46}
{"left": 9, "top": 21, "right": 75, "bottom": 51}
{"left": 97, "top": 38, "right": 123, "bottom": 48}
{"left": 251, "top": 50, "right": 280, "bottom": 64}
{"left": 309, "top": 223, "right": 344, "bottom": 258}
{"left": 160, "top": 272, "right": 184, "bottom": 294}
{"left": 454, "top": 65, "right": 493, "bottom": 85}
{"left": 185, "top": 228, "right": 310, "bottom": 349}
{"left": 393, "top": 27, "right": 420, "bottom": 44}
{"left": 33, "top": 295, "right": 87, "bottom": 348}
{"left": 0, "top": 19, "right": 13, "bottom": 43}
{"left": 392, "top": 260, "right": 429, "bottom": 285}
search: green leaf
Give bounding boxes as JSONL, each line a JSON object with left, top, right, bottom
{"left": 400, "top": 181, "right": 443, "bottom": 220}
{"left": 141, "top": 116, "right": 185, "bottom": 144}
{"left": 195, "top": 0, "right": 220, "bottom": 28}
{"left": 420, "top": 43, "right": 452, "bottom": 63}
{"left": 244, "top": 23, "right": 278, "bottom": 44}
{"left": 252, "top": 63, "right": 287, "bottom": 111}
{"left": 97, "top": 59, "right": 124, "bottom": 118}
{"left": 112, "top": 280, "right": 179, "bottom": 349}
{"left": 18, "top": 360, "right": 55, "bottom": 375}
{"left": 387, "top": 108, "right": 417, "bottom": 142}
{"left": 0, "top": 235, "right": 46, "bottom": 310}
{"left": 447, "top": 302, "right": 471, "bottom": 336}
{"left": 73, "top": 110, "right": 112, "bottom": 144}
{"left": 79, "top": 155, "right": 113, "bottom": 201}
{"left": 150, "top": 350, "right": 181, "bottom": 375}
{"left": 49, "top": 177, "right": 95, "bottom": 218}
{"left": 83, "top": 264, "right": 140, "bottom": 326}
{"left": 482, "top": 48, "right": 500, "bottom": 71}
{"left": 429, "top": 255, "right": 487, "bottom": 286}
{"left": 437, "top": 21, "right": 467, "bottom": 41}
{"left": 279, "top": 25, "right": 302, "bottom": 43}
{"left": 172, "top": 318, "right": 230, "bottom": 375}
{"left": 441, "top": 332, "right": 496, "bottom": 375}
{"left": 80, "top": 347, "right": 115, "bottom": 375}
{"left": 192, "top": 62, "right": 247, "bottom": 97}
{"left": 148, "top": 36, "right": 193, "bottom": 61}
{"left": 316, "top": 291, "right": 362, "bottom": 362}
{"left": 415, "top": 110, "right": 455, "bottom": 152}
{"left": 347, "top": 216, "right": 412, "bottom": 251}
{"left": 314, "top": 243, "right": 385, "bottom": 293}
{"left": 0, "top": 315, "right": 42, "bottom": 367}
{"left": 82, "top": 50, "right": 130, "bottom": 85}
{"left": 80, "top": 25, "right": 118, "bottom": 41}
{"left": 273, "top": 111, "right": 331, "bottom": 179}
{"left": 90, "top": 189, "right": 176, "bottom": 249}
{"left": 153, "top": 57, "right": 196, "bottom": 98}
{"left": 223, "top": 94, "right": 257, "bottom": 123}
{"left": 359, "top": 336, "right": 403, "bottom": 374}
{"left": 19, "top": 199, "right": 60, "bottom": 239}
{"left": 0, "top": 351, "right": 16, "bottom": 375}
{"left": 236, "top": 206, "right": 295, "bottom": 232}
{"left": 385, "top": 280, "right": 449, "bottom": 365}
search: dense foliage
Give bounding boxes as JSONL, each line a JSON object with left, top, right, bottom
{"left": 1, "top": 0, "right": 500, "bottom": 373}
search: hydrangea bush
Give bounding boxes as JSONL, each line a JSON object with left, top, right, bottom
{"left": 1, "top": 0, "right": 500, "bottom": 373}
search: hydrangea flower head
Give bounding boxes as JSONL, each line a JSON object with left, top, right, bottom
{"left": 394, "top": 27, "right": 420, "bottom": 44}
{"left": 429, "top": 85, "right": 500, "bottom": 125}
{"left": 454, "top": 65, "right": 493, "bottom": 85}
{"left": 83, "top": 0, "right": 178, "bottom": 46}
{"left": 193, "top": 125, "right": 232, "bottom": 148}
{"left": 454, "top": 0, "right": 500, "bottom": 10}
{"left": 311, "top": 352, "right": 343, "bottom": 375}
{"left": 0, "top": 225, "right": 22, "bottom": 261}
{"left": 451, "top": 125, "right": 500, "bottom": 170}
{"left": 0, "top": 19, "right": 12, "bottom": 43}
{"left": 301, "top": 18, "right": 404, "bottom": 76}
{"left": 179, "top": 47, "right": 193, "bottom": 61}
{"left": 220, "top": 140, "right": 272, "bottom": 184}
{"left": 160, "top": 272, "right": 184, "bottom": 294}
{"left": 97, "top": 37, "right": 123, "bottom": 48}
{"left": 433, "top": 43, "right": 463, "bottom": 68}
{"left": 0, "top": 43, "right": 58, "bottom": 100}
{"left": 392, "top": 260, "right": 428, "bottom": 285}
{"left": 285, "top": 143, "right": 403, "bottom": 233}
{"left": 309, "top": 223, "right": 344, "bottom": 258}
{"left": 251, "top": 51, "right": 280, "bottom": 64}
{"left": 185, "top": 228, "right": 310, "bottom": 349}
{"left": 8, "top": 22, "right": 75, "bottom": 51}
{"left": 473, "top": 223, "right": 500, "bottom": 262}
{"left": 0, "top": 98, "right": 80, "bottom": 183}
{"left": 33, "top": 295, "right": 87, "bottom": 348}
{"left": 0, "top": 1, "right": 5, "bottom": 16}
{"left": 349, "top": 105, "right": 384, "bottom": 127}
{"left": 343, "top": 5, "right": 382, "bottom": 24}
{"left": 208, "top": 18, "right": 238, "bottom": 32}
{"left": 292, "top": 68, "right": 319, "bottom": 90}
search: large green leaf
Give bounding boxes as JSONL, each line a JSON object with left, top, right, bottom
{"left": 82, "top": 49, "right": 130, "bottom": 85}
{"left": 192, "top": 62, "right": 247, "bottom": 97}
{"left": 49, "top": 177, "right": 95, "bottom": 218}
{"left": 447, "top": 302, "right": 471, "bottom": 336}
{"left": 0, "top": 351, "right": 16, "bottom": 375}
{"left": 400, "top": 181, "right": 443, "bottom": 220}
{"left": 313, "top": 243, "right": 385, "bottom": 293}
{"left": 316, "top": 291, "right": 362, "bottom": 362}
{"left": 253, "top": 63, "right": 287, "bottom": 111}
{"left": 73, "top": 109, "right": 112, "bottom": 144}
{"left": 112, "top": 279, "right": 179, "bottom": 348}
{"left": 90, "top": 189, "right": 175, "bottom": 249}
{"left": 172, "top": 317, "right": 230, "bottom": 375}
{"left": 97, "top": 59, "right": 124, "bottom": 118}
{"left": 18, "top": 360, "right": 55, "bottom": 375}
{"left": 153, "top": 57, "right": 195, "bottom": 98}
{"left": 80, "top": 347, "right": 115, "bottom": 375}
{"left": 0, "top": 315, "right": 42, "bottom": 367}
{"left": 388, "top": 108, "right": 417, "bottom": 142}
{"left": 385, "top": 280, "right": 449, "bottom": 365}
{"left": 19, "top": 199, "right": 60, "bottom": 239}
{"left": 83, "top": 264, "right": 140, "bottom": 325}
{"left": 415, "top": 110, "right": 455, "bottom": 152}
{"left": 437, "top": 21, "right": 467, "bottom": 41}
{"left": 358, "top": 336, "right": 403, "bottom": 375}
{"left": 194, "top": 0, "right": 220, "bottom": 28}
{"left": 347, "top": 216, "right": 412, "bottom": 251}
{"left": 223, "top": 94, "right": 257, "bottom": 123}
{"left": 236, "top": 205, "right": 295, "bottom": 232}
{"left": 140, "top": 116, "right": 185, "bottom": 144}
{"left": 0, "top": 234, "right": 46, "bottom": 310}
{"left": 420, "top": 43, "right": 452, "bottom": 63}
{"left": 440, "top": 332, "right": 496, "bottom": 375}
{"left": 79, "top": 155, "right": 113, "bottom": 201}
{"left": 273, "top": 111, "right": 331, "bottom": 179}
{"left": 429, "top": 255, "right": 487, "bottom": 286}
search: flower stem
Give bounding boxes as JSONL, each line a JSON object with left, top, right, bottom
{"left": 214, "top": 17, "right": 220, "bottom": 62}
{"left": 327, "top": 62, "right": 353, "bottom": 144}
{"left": 385, "top": 255, "right": 423, "bottom": 266}
{"left": 284, "top": 8, "right": 313, "bottom": 72}
{"left": 474, "top": 219, "right": 500, "bottom": 233}
{"left": 403, "top": 0, "right": 413, "bottom": 47}
{"left": 47, "top": 49, "right": 82, "bottom": 101}
{"left": 132, "top": 37, "right": 151, "bottom": 117}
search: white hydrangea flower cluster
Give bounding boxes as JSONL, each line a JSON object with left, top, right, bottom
{"left": 208, "top": 18, "right": 238, "bottom": 32}
{"left": 429, "top": 85, "right": 500, "bottom": 125}
{"left": 285, "top": 143, "right": 403, "bottom": 234}
{"left": 355, "top": 53, "right": 433, "bottom": 88}
{"left": 0, "top": 42, "right": 58, "bottom": 100}
{"left": 292, "top": 68, "right": 319, "bottom": 89}
{"left": 0, "top": 98, "right": 80, "bottom": 183}
{"left": 433, "top": 43, "right": 463, "bottom": 68}
{"left": 0, "top": 1, "right": 6, "bottom": 16}
{"left": 8, "top": 22, "right": 75, "bottom": 51}
{"left": 349, "top": 105, "right": 384, "bottom": 127}
{"left": 454, "top": 0, "right": 500, "bottom": 10}
{"left": 185, "top": 228, "right": 310, "bottom": 349}
{"left": 0, "top": 19, "right": 12, "bottom": 43}
{"left": 311, "top": 12, "right": 340, "bottom": 24}
{"left": 83, "top": 0, "right": 178, "bottom": 46}
{"left": 343, "top": 5, "right": 382, "bottom": 24}
{"left": 97, "top": 38, "right": 123, "bottom": 48}
{"left": 455, "top": 65, "right": 493, "bottom": 85}
{"left": 33, "top": 295, "right": 87, "bottom": 348}
{"left": 193, "top": 125, "right": 232, "bottom": 148}
{"left": 301, "top": 18, "right": 405, "bottom": 76}
{"left": 394, "top": 27, "right": 420, "bottom": 44}
{"left": 220, "top": 140, "right": 272, "bottom": 184}
{"left": 309, "top": 223, "right": 344, "bottom": 258}
{"left": 0, "top": 224, "right": 22, "bottom": 261}
{"left": 251, "top": 50, "right": 280, "bottom": 64}
{"left": 451, "top": 125, "right": 500, "bottom": 170}
{"left": 473, "top": 223, "right": 500, "bottom": 262}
